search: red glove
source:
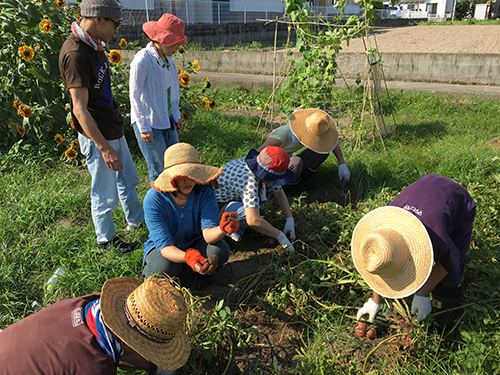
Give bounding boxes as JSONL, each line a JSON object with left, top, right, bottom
{"left": 184, "top": 248, "right": 218, "bottom": 275}
{"left": 219, "top": 212, "right": 239, "bottom": 234}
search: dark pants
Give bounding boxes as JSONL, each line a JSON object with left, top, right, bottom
{"left": 143, "top": 238, "right": 231, "bottom": 278}
{"left": 288, "top": 148, "right": 329, "bottom": 184}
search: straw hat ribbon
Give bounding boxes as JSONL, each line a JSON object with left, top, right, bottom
{"left": 351, "top": 206, "right": 434, "bottom": 299}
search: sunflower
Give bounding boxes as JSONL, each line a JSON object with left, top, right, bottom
{"left": 181, "top": 111, "right": 188, "bottom": 123}
{"left": 13, "top": 100, "right": 22, "bottom": 109}
{"left": 214, "top": 89, "right": 219, "bottom": 98}
{"left": 8, "top": 122, "right": 14, "bottom": 129}
{"left": 119, "top": 38, "right": 127, "bottom": 49}
{"left": 178, "top": 46, "right": 185, "bottom": 54}
{"left": 108, "top": 49, "right": 122, "bottom": 64}
{"left": 70, "top": 120, "right": 76, "bottom": 129}
{"left": 202, "top": 97, "right": 210, "bottom": 110}
{"left": 40, "top": 19, "right": 52, "bottom": 33}
{"left": 55, "top": 0, "right": 66, "bottom": 10}
{"left": 54, "top": 134, "right": 64, "bottom": 145}
{"left": 191, "top": 60, "right": 200, "bottom": 72}
{"left": 70, "top": 139, "right": 80, "bottom": 149}
{"left": 176, "top": 65, "right": 182, "bottom": 73}
{"left": 18, "top": 106, "right": 32, "bottom": 118}
{"left": 205, "top": 80, "right": 211, "bottom": 89}
{"left": 65, "top": 148, "right": 77, "bottom": 160}
{"left": 18, "top": 46, "right": 34, "bottom": 61}
{"left": 17, "top": 126, "right": 26, "bottom": 135}
{"left": 209, "top": 99, "right": 216, "bottom": 110}
{"left": 179, "top": 72, "right": 190, "bottom": 87}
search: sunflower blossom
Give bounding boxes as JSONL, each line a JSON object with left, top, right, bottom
{"left": 13, "top": 100, "right": 22, "bottom": 109}
{"left": 176, "top": 65, "right": 182, "bottom": 73}
{"left": 179, "top": 72, "right": 190, "bottom": 87}
{"left": 55, "top": 0, "right": 66, "bottom": 10}
{"left": 54, "top": 134, "right": 64, "bottom": 145}
{"left": 178, "top": 46, "right": 185, "bottom": 54}
{"left": 70, "top": 140, "right": 80, "bottom": 149}
{"left": 109, "top": 49, "right": 122, "bottom": 64}
{"left": 65, "top": 148, "right": 77, "bottom": 159}
{"left": 192, "top": 60, "right": 200, "bottom": 72}
{"left": 40, "top": 19, "right": 52, "bottom": 33}
{"left": 18, "top": 106, "right": 32, "bottom": 118}
{"left": 18, "top": 46, "right": 34, "bottom": 61}
{"left": 17, "top": 126, "right": 26, "bottom": 135}
{"left": 209, "top": 99, "right": 216, "bottom": 110}
{"left": 119, "top": 38, "right": 127, "bottom": 49}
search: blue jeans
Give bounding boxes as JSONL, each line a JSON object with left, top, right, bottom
{"left": 79, "top": 134, "right": 144, "bottom": 245}
{"left": 223, "top": 202, "right": 248, "bottom": 242}
{"left": 143, "top": 238, "right": 231, "bottom": 278}
{"left": 133, "top": 120, "right": 179, "bottom": 183}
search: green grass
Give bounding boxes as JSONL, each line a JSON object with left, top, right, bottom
{"left": 2, "top": 87, "right": 500, "bottom": 374}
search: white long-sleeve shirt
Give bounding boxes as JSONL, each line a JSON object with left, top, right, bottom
{"left": 129, "top": 42, "right": 181, "bottom": 133}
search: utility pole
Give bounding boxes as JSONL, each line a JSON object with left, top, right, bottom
{"left": 452, "top": 0, "right": 457, "bottom": 20}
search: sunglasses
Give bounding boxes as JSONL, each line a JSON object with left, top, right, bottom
{"left": 105, "top": 18, "right": 121, "bottom": 30}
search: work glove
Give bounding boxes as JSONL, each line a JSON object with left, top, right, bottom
{"left": 338, "top": 163, "right": 350, "bottom": 184}
{"left": 357, "top": 298, "right": 381, "bottom": 323}
{"left": 184, "top": 248, "right": 217, "bottom": 275}
{"left": 283, "top": 217, "right": 296, "bottom": 241}
{"left": 411, "top": 294, "right": 432, "bottom": 321}
{"left": 219, "top": 212, "right": 239, "bottom": 234}
{"left": 276, "top": 231, "right": 295, "bottom": 253}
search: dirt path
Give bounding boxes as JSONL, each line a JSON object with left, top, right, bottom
{"left": 339, "top": 25, "right": 500, "bottom": 54}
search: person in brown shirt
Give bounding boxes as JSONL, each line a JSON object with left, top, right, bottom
{"left": 59, "top": 0, "right": 144, "bottom": 254}
{"left": 0, "top": 277, "right": 190, "bottom": 375}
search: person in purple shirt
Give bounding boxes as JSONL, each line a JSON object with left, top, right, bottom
{"left": 142, "top": 143, "right": 237, "bottom": 278}
{"left": 353, "top": 174, "right": 476, "bottom": 329}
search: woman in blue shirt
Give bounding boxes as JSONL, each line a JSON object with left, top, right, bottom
{"left": 142, "top": 143, "right": 238, "bottom": 278}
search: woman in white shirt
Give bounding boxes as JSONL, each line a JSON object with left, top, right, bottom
{"left": 130, "top": 13, "right": 187, "bottom": 182}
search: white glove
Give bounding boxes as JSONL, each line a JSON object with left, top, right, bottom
{"left": 411, "top": 294, "right": 432, "bottom": 321}
{"left": 283, "top": 217, "right": 296, "bottom": 241}
{"left": 357, "top": 298, "right": 381, "bottom": 323}
{"left": 276, "top": 231, "right": 295, "bottom": 252}
{"left": 338, "top": 163, "right": 350, "bottom": 184}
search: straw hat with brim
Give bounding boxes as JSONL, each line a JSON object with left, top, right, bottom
{"left": 143, "top": 13, "right": 188, "bottom": 46}
{"left": 152, "top": 143, "right": 223, "bottom": 193}
{"left": 245, "top": 146, "right": 293, "bottom": 186}
{"left": 100, "top": 277, "right": 190, "bottom": 371}
{"left": 351, "top": 206, "right": 434, "bottom": 299}
{"left": 289, "top": 109, "right": 338, "bottom": 154}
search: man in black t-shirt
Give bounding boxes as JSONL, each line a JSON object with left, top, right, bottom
{"left": 59, "top": 0, "right": 144, "bottom": 254}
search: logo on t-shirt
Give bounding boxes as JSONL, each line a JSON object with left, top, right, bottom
{"left": 71, "top": 307, "right": 84, "bottom": 327}
{"left": 93, "top": 59, "right": 114, "bottom": 109}
{"left": 403, "top": 204, "right": 422, "bottom": 216}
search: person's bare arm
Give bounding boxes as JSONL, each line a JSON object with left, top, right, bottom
{"left": 417, "top": 260, "right": 448, "bottom": 296}
{"left": 256, "top": 137, "right": 282, "bottom": 152}
{"left": 202, "top": 226, "right": 226, "bottom": 244}
{"left": 273, "top": 189, "right": 292, "bottom": 218}
{"left": 332, "top": 144, "right": 345, "bottom": 165}
{"left": 159, "top": 244, "right": 188, "bottom": 263}
{"left": 69, "top": 87, "right": 123, "bottom": 171}
{"left": 245, "top": 207, "right": 281, "bottom": 237}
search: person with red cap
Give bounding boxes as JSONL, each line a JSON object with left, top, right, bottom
{"left": 215, "top": 146, "right": 296, "bottom": 252}
{"left": 130, "top": 13, "right": 188, "bottom": 182}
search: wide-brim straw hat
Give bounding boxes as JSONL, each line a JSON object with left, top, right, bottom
{"left": 289, "top": 109, "right": 338, "bottom": 154}
{"left": 245, "top": 146, "right": 293, "bottom": 186}
{"left": 351, "top": 206, "right": 434, "bottom": 299}
{"left": 143, "top": 13, "right": 188, "bottom": 46}
{"left": 100, "top": 277, "right": 191, "bottom": 371}
{"left": 152, "top": 143, "right": 223, "bottom": 193}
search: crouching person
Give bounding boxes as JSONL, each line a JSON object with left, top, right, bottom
{"left": 0, "top": 277, "right": 190, "bottom": 374}
{"left": 143, "top": 143, "right": 235, "bottom": 278}
{"left": 216, "top": 146, "right": 296, "bottom": 252}
{"left": 353, "top": 174, "right": 476, "bottom": 331}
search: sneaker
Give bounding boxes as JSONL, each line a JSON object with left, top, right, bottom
{"left": 98, "top": 236, "right": 136, "bottom": 255}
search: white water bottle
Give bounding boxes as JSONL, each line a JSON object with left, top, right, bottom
{"left": 46, "top": 267, "right": 65, "bottom": 291}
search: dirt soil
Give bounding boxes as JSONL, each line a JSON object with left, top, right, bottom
{"left": 339, "top": 25, "right": 500, "bottom": 54}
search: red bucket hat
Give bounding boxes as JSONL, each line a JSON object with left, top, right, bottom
{"left": 142, "top": 13, "right": 188, "bottom": 46}
{"left": 245, "top": 146, "right": 293, "bottom": 186}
